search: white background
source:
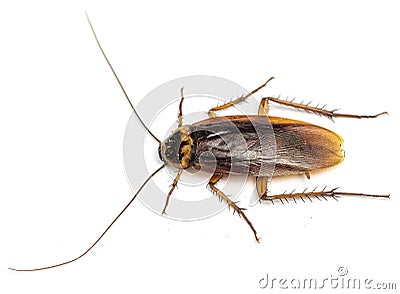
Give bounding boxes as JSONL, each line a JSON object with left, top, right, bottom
{"left": 1, "top": 1, "right": 399, "bottom": 293}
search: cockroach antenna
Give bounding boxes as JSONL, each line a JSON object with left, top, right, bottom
{"left": 85, "top": 11, "right": 161, "bottom": 144}
{"left": 8, "top": 164, "right": 166, "bottom": 271}
{"left": 8, "top": 12, "right": 166, "bottom": 272}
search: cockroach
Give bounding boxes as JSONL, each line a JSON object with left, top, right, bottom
{"left": 9, "top": 14, "right": 389, "bottom": 272}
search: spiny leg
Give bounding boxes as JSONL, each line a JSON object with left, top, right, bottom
{"left": 208, "top": 77, "right": 275, "bottom": 118}
{"left": 258, "top": 98, "right": 269, "bottom": 116}
{"left": 265, "top": 96, "right": 387, "bottom": 120}
{"left": 256, "top": 177, "right": 268, "bottom": 200}
{"left": 259, "top": 187, "right": 389, "bottom": 204}
{"left": 178, "top": 87, "right": 184, "bottom": 127}
{"left": 209, "top": 174, "right": 260, "bottom": 242}
{"left": 162, "top": 169, "right": 183, "bottom": 214}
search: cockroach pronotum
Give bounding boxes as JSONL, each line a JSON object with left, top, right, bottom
{"left": 9, "top": 13, "right": 389, "bottom": 272}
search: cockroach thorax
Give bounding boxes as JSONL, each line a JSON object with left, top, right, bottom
{"left": 158, "top": 125, "right": 195, "bottom": 169}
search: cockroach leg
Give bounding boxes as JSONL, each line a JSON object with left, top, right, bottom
{"left": 178, "top": 87, "right": 184, "bottom": 127}
{"left": 305, "top": 171, "right": 311, "bottom": 179}
{"left": 256, "top": 177, "right": 268, "bottom": 200}
{"left": 208, "top": 174, "right": 260, "bottom": 242}
{"left": 208, "top": 77, "right": 275, "bottom": 118}
{"left": 264, "top": 97, "right": 387, "bottom": 120}
{"left": 259, "top": 187, "right": 390, "bottom": 203}
{"left": 161, "top": 169, "right": 183, "bottom": 215}
{"left": 258, "top": 98, "right": 269, "bottom": 116}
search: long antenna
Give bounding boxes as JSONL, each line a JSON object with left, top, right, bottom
{"left": 85, "top": 12, "right": 161, "bottom": 144}
{"left": 9, "top": 164, "right": 166, "bottom": 271}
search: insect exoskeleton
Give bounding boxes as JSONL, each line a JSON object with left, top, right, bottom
{"left": 159, "top": 125, "right": 194, "bottom": 170}
{"left": 159, "top": 114, "right": 345, "bottom": 179}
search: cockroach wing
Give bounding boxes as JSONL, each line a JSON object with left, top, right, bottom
{"left": 191, "top": 115, "right": 276, "bottom": 176}
{"left": 191, "top": 115, "right": 344, "bottom": 177}
{"left": 269, "top": 116, "right": 344, "bottom": 176}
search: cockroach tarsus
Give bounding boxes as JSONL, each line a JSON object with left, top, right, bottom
{"left": 8, "top": 13, "right": 390, "bottom": 272}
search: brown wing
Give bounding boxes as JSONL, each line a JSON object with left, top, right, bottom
{"left": 269, "top": 116, "right": 344, "bottom": 176}
{"left": 191, "top": 115, "right": 344, "bottom": 177}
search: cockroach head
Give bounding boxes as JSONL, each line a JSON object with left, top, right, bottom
{"left": 158, "top": 125, "right": 194, "bottom": 169}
